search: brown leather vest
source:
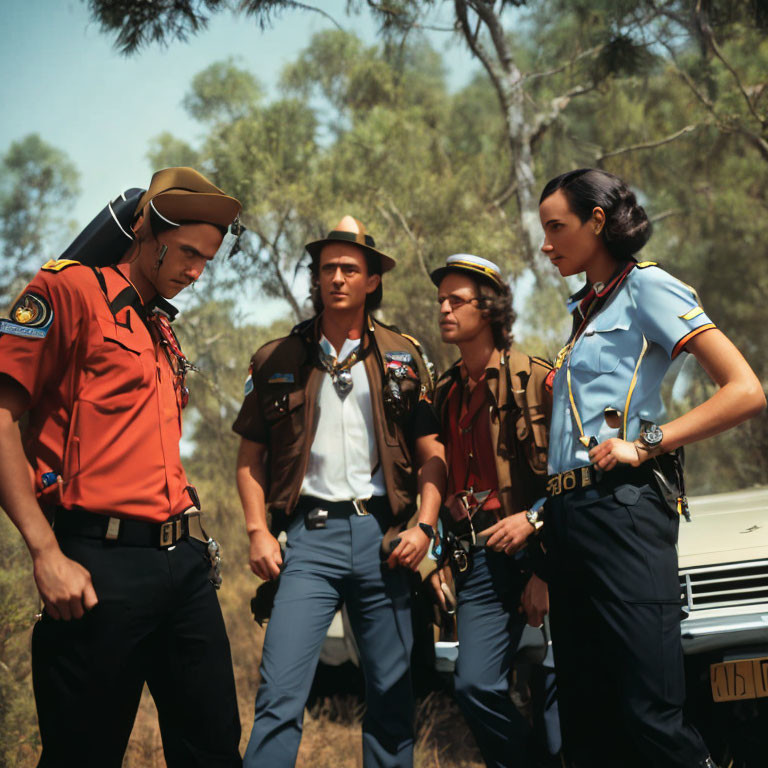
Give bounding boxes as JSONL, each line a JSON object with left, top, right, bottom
{"left": 434, "top": 347, "right": 552, "bottom": 517}
{"left": 235, "top": 316, "right": 434, "bottom": 523}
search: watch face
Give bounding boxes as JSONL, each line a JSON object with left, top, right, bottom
{"left": 642, "top": 424, "right": 663, "bottom": 446}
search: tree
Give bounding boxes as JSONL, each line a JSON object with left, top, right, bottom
{"left": 88, "top": 1, "right": 767, "bottom": 490}
{"left": 0, "top": 134, "right": 80, "bottom": 307}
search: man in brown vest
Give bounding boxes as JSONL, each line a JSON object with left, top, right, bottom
{"left": 430, "top": 253, "right": 553, "bottom": 768}
{"left": 233, "top": 216, "right": 446, "bottom": 768}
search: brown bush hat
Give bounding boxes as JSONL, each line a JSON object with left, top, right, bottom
{"left": 134, "top": 167, "right": 241, "bottom": 228}
{"left": 305, "top": 215, "right": 396, "bottom": 272}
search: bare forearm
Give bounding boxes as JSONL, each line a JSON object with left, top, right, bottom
{"left": 235, "top": 439, "right": 270, "bottom": 535}
{"left": 660, "top": 330, "right": 765, "bottom": 453}
{"left": 661, "top": 379, "right": 766, "bottom": 453}
{"left": 0, "top": 412, "right": 58, "bottom": 558}
{"left": 416, "top": 437, "right": 446, "bottom": 527}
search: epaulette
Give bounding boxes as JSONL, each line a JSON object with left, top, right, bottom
{"left": 530, "top": 355, "right": 553, "bottom": 371}
{"left": 635, "top": 261, "right": 660, "bottom": 269}
{"left": 41, "top": 258, "right": 81, "bottom": 273}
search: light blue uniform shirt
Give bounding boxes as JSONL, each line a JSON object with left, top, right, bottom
{"left": 548, "top": 264, "right": 716, "bottom": 474}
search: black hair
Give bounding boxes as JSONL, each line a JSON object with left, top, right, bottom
{"left": 539, "top": 168, "right": 652, "bottom": 259}
{"left": 474, "top": 275, "right": 515, "bottom": 350}
{"left": 309, "top": 248, "right": 383, "bottom": 315}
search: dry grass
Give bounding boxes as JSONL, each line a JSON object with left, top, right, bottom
{"left": 9, "top": 571, "right": 484, "bottom": 768}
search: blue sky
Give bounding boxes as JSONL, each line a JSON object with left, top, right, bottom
{"left": 1, "top": 0, "right": 476, "bottom": 231}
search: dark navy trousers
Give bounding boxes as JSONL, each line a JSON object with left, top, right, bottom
{"left": 244, "top": 504, "right": 414, "bottom": 768}
{"left": 32, "top": 534, "right": 241, "bottom": 768}
{"left": 544, "top": 479, "right": 710, "bottom": 768}
{"left": 454, "top": 548, "right": 532, "bottom": 768}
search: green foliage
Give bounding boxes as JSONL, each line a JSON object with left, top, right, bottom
{"left": 183, "top": 58, "right": 264, "bottom": 122}
{"left": 0, "top": 134, "right": 80, "bottom": 307}
{"left": 146, "top": 132, "right": 200, "bottom": 169}
{"left": 85, "top": 0, "right": 229, "bottom": 55}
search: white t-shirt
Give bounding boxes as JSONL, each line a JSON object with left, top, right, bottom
{"left": 301, "top": 335, "right": 386, "bottom": 501}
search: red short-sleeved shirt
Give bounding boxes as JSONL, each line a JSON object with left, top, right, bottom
{"left": 443, "top": 366, "right": 501, "bottom": 514}
{"left": 0, "top": 261, "right": 192, "bottom": 522}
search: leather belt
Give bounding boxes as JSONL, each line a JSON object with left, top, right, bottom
{"left": 546, "top": 464, "right": 656, "bottom": 497}
{"left": 54, "top": 507, "right": 190, "bottom": 548}
{"left": 546, "top": 466, "right": 597, "bottom": 497}
{"left": 295, "top": 495, "right": 389, "bottom": 517}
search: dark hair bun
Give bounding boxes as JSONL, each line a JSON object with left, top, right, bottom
{"left": 540, "top": 168, "right": 652, "bottom": 259}
{"left": 603, "top": 184, "right": 651, "bottom": 258}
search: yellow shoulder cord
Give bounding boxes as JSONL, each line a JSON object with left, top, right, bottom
{"left": 561, "top": 298, "right": 599, "bottom": 448}
{"left": 621, "top": 335, "right": 648, "bottom": 439}
{"left": 565, "top": 364, "right": 591, "bottom": 448}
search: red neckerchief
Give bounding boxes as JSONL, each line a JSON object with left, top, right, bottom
{"left": 567, "top": 261, "right": 636, "bottom": 343}
{"left": 147, "top": 310, "right": 191, "bottom": 409}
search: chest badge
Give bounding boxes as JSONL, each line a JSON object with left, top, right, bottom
{"left": 268, "top": 373, "right": 295, "bottom": 384}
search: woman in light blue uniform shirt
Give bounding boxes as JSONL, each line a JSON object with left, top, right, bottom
{"left": 537, "top": 169, "right": 765, "bottom": 768}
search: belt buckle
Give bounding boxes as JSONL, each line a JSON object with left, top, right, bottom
{"left": 160, "top": 518, "right": 182, "bottom": 547}
{"left": 546, "top": 474, "right": 563, "bottom": 497}
{"left": 352, "top": 498, "right": 369, "bottom": 516}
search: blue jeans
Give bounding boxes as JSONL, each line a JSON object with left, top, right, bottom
{"left": 454, "top": 548, "right": 531, "bottom": 768}
{"left": 244, "top": 503, "right": 414, "bottom": 768}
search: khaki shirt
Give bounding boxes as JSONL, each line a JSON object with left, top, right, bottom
{"left": 233, "top": 316, "right": 436, "bottom": 521}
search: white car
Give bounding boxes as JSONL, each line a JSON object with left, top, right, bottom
{"left": 678, "top": 487, "right": 768, "bottom": 767}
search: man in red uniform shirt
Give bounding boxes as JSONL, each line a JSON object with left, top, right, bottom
{"left": 0, "top": 167, "right": 243, "bottom": 767}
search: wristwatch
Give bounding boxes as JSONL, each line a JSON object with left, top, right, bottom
{"left": 638, "top": 422, "right": 664, "bottom": 449}
{"left": 418, "top": 522, "right": 436, "bottom": 540}
{"left": 525, "top": 497, "right": 546, "bottom": 532}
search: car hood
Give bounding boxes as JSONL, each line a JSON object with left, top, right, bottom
{"left": 678, "top": 487, "right": 768, "bottom": 569}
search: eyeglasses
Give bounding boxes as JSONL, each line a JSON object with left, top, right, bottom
{"left": 437, "top": 294, "right": 480, "bottom": 311}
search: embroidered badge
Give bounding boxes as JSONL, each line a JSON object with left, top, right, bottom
{"left": 0, "top": 293, "right": 54, "bottom": 338}
{"left": 244, "top": 363, "right": 255, "bottom": 396}
{"left": 385, "top": 351, "right": 413, "bottom": 364}
{"left": 386, "top": 360, "right": 417, "bottom": 380}
{"left": 268, "top": 373, "right": 295, "bottom": 384}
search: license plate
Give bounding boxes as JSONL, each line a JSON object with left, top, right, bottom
{"left": 710, "top": 657, "right": 768, "bottom": 702}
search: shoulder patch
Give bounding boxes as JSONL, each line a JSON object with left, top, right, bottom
{"left": 635, "top": 261, "right": 659, "bottom": 269}
{"left": 41, "top": 258, "right": 81, "bottom": 273}
{"left": 0, "top": 292, "right": 54, "bottom": 338}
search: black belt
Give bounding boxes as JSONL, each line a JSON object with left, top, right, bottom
{"left": 295, "top": 495, "right": 390, "bottom": 517}
{"left": 294, "top": 495, "right": 392, "bottom": 530}
{"left": 546, "top": 464, "right": 655, "bottom": 497}
{"left": 54, "top": 507, "right": 190, "bottom": 548}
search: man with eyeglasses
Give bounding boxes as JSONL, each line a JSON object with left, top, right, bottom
{"left": 233, "top": 215, "right": 445, "bottom": 768}
{"left": 430, "top": 253, "right": 555, "bottom": 768}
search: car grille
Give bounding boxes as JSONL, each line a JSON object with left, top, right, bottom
{"left": 679, "top": 559, "right": 768, "bottom": 611}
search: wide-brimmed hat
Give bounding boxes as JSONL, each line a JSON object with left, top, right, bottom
{"left": 430, "top": 253, "right": 506, "bottom": 289}
{"left": 134, "top": 167, "right": 241, "bottom": 229}
{"left": 305, "top": 215, "right": 395, "bottom": 272}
